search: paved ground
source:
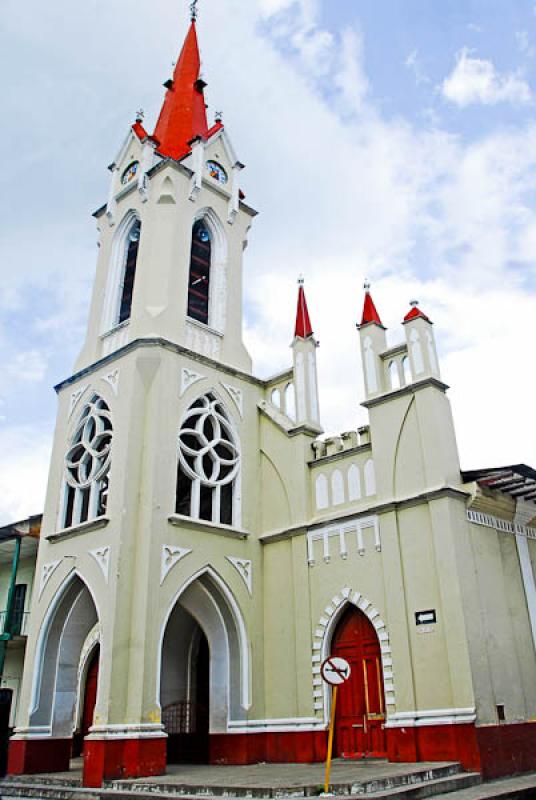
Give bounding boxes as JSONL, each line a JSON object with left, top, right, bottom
{"left": 426, "top": 772, "right": 536, "bottom": 799}
{"left": 3, "top": 761, "right": 536, "bottom": 799}
{"left": 120, "top": 759, "right": 455, "bottom": 787}
{"left": 31, "top": 758, "right": 455, "bottom": 788}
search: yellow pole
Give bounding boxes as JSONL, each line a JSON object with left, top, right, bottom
{"left": 324, "top": 684, "right": 338, "bottom": 793}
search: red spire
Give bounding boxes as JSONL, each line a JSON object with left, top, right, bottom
{"left": 403, "top": 300, "right": 431, "bottom": 323}
{"left": 294, "top": 278, "right": 313, "bottom": 339}
{"left": 360, "top": 282, "right": 383, "bottom": 327}
{"left": 153, "top": 20, "right": 209, "bottom": 160}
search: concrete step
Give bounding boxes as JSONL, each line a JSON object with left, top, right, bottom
{"left": 0, "top": 775, "right": 482, "bottom": 800}
{"left": 107, "top": 762, "right": 465, "bottom": 798}
{"left": 0, "top": 764, "right": 472, "bottom": 800}
{"left": 362, "top": 772, "right": 482, "bottom": 798}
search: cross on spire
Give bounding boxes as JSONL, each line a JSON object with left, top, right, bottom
{"left": 190, "top": 0, "right": 199, "bottom": 20}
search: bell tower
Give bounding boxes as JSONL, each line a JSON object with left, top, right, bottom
{"left": 9, "top": 8, "right": 259, "bottom": 787}
{"left": 75, "top": 9, "right": 254, "bottom": 375}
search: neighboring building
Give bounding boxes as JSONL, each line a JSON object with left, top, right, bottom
{"left": 4, "top": 9, "right": 536, "bottom": 790}
{"left": 0, "top": 518, "right": 40, "bottom": 732}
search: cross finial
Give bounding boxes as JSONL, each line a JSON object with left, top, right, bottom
{"left": 410, "top": 299, "right": 419, "bottom": 307}
{"left": 298, "top": 274, "right": 305, "bottom": 286}
{"left": 364, "top": 278, "right": 371, "bottom": 291}
{"left": 190, "top": 0, "right": 199, "bottom": 20}
{"left": 135, "top": 109, "right": 144, "bottom": 122}
{"left": 215, "top": 110, "right": 223, "bottom": 123}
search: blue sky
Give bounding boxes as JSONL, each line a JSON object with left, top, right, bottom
{"left": 1, "top": 0, "right": 536, "bottom": 523}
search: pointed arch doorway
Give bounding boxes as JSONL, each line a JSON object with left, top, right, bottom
{"left": 159, "top": 569, "right": 249, "bottom": 764}
{"left": 331, "top": 606, "right": 387, "bottom": 759}
{"left": 73, "top": 646, "right": 100, "bottom": 757}
{"left": 162, "top": 620, "right": 210, "bottom": 764}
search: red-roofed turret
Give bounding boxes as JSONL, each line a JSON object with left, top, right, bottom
{"left": 153, "top": 17, "right": 209, "bottom": 161}
{"left": 294, "top": 278, "right": 314, "bottom": 339}
{"left": 291, "top": 278, "right": 322, "bottom": 431}
{"left": 360, "top": 282, "right": 383, "bottom": 327}
{"left": 403, "top": 300, "right": 431, "bottom": 324}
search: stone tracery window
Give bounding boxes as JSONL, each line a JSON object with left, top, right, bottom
{"left": 176, "top": 393, "right": 240, "bottom": 526}
{"left": 62, "top": 395, "right": 113, "bottom": 529}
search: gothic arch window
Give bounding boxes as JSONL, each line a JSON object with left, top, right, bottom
{"left": 402, "top": 356, "right": 412, "bottom": 386}
{"left": 187, "top": 220, "right": 212, "bottom": 325}
{"left": 61, "top": 396, "right": 112, "bottom": 529}
{"left": 364, "top": 459, "right": 376, "bottom": 497}
{"left": 331, "top": 469, "right": 345, "bottom": 506}
{"left": 285, "top": 383, "right": 296, "bottom": 420}
{"left": 101, "top": 211, "right": 141, "bottom": 333}
{"left": 176, "top": 393, "right": 240, "bottom": 526}
{"left": 348, "top": 464, "right": 361, "bottom": 501}
{"left": 388, "top": 361, "right": 400, "bottom": 390}
{"left": 315, "top": 474, "right": 328, "bottom": 510}
{"left": 118, "top": 218, "right": 141, "bottom": 324}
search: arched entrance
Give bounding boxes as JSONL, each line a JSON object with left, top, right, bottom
{"left": 331, "top": 605, "right": 386, "bottom": 758}
{"left": 159, "top": 569, "right": 249, "bottom": 764}
{"left": 29, "top": 574, "right": 100, "bottom": 751}
{"left": 162, "top": 621, "right": 210, "bottom": 763}
{"left": 73, "top": 646, "right": 100, "bottom": 757}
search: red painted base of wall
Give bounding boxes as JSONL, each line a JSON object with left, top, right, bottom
{"left": 83, "top": 737, "right": 167, "bottom": 788}
{"left": 476, "top": 722, "right": 536, "bottom": 780}
{"left": 7, "top": 738, "right": 72, "bottom": 775}
{"left": 8, "top": 721, "right": 536, "bottom": 785}
{"left": 386, "top": 724, "right": 481, "bottom": 773}
{"left": 210, "top": 731, "right": 327, "bottom": 765}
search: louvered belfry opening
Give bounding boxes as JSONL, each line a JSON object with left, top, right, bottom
{"left": 187, "top": 220, "right": 211, "bottom": 324}
{"left": 119, "top": 220, "right": 141, "bottom": 323}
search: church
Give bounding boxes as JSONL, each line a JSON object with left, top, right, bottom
{"left": 5, "top": 6, "right": 536, "bottom": 789}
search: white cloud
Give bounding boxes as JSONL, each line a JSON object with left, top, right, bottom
{"left": 516, "top": 30, "right": 535, "bottom": 58}
{"left": 0, "top": 426, "right": 51, "bottom": 525}
{"left": 441, "top": 48, "right": 531, "bottom": 107}
{"left": 405, "top": 49, "right": 430, "bottom": 85}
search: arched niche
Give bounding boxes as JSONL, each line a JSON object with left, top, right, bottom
{"left": 158, "top": 567, "right": 250, "bottom": 739}
{"left": 29, "top": 572, "right": 100, "bottom": 739}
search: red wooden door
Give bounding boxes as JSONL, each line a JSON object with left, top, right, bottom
{"left": 332, "top": 607, "right": 386, "bottom": 758}
{"left": 82, "top": 648, "right": 99, "bottom": 740}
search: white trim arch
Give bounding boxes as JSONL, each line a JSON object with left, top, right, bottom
{"left": 191, "top": 207, "right": 228, "bottom": 333}
{"left": 101, "top": 209, "right": 141, "bottom": 334}
{"left": 29, "top": 570, "right": 101, "bottom": 738}
{"left": 311, "top": 587, "right": 395, "bottom": 724}
{"left": 157, "top": 566, "right": 251, "bottom": 732}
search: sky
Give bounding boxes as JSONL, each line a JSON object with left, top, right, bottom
{"left": 1, "top": 0, "right": 536, "bottom": 524}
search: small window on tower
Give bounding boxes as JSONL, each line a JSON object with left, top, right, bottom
{"left": 118, "top": 220, "right": 141, "bottom": 324}
{"left": 187, "top": 221, "right": 211, "bottom": 325}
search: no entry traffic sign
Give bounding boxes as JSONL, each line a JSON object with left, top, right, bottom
{"left": 321, "top": 656, "right": 351, "bottom": 686}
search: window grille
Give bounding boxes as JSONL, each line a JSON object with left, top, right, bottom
{"left": 176, "top": 394, "right": 239, "bottom": 526}
{"left": 62, "top": 396, "right": 112, "bottom": 529}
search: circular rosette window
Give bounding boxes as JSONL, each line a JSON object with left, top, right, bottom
{"left": 178, "top": 395, "right": 239, "bottom": 488}
{"left": 66, "top": 396, "right": 113, "bottom": 489}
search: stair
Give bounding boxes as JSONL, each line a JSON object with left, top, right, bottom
{"left": 0, "top": 763, "right": 482, "bottom": 800}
